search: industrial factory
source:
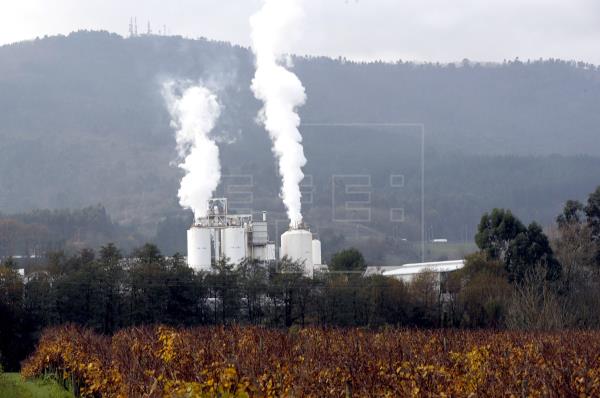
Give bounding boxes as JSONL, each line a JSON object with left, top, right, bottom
{"left": 187, "top": 198, "right": 324, "bottom": 277}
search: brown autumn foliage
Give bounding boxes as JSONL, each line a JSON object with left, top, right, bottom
{"left": 22, "top": 324, "right": 600, "bottom": 397}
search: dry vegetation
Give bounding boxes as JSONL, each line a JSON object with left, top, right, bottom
{"left": 21, "top": 325, "right": 600, "bottom": 397}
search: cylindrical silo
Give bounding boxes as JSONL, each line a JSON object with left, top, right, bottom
{"left": 222, "top": 227, "right": 247, "bottom": 265}
{"left": 187, "top": 227, "right": 212, "bottom": 271}
{"left": 312, "top": 239, "right": 322, "bottom": 265}
{"left": 280, "top": 228, "right": 314, "bottom": 277}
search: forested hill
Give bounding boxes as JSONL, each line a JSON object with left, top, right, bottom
{"left": 0, "top": 31, "right": 599, "bottom": 257}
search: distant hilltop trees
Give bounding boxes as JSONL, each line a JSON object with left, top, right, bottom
{"left": 0, "top": 206, "right": 139, "bottom": 259}
{"left": 1, "top": 31, "right": 600, "bottom": 259}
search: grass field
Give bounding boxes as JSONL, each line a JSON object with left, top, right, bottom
{"left": 0, "top": 373, "right": 73, "bottom": 398}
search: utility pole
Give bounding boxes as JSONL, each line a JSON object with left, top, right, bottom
{"left": 128, "top": 17, "right": 134, "bottom": 37}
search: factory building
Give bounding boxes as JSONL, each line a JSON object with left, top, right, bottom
{"left": 187, "top": 198, "right": 324, "bottom": 277}
{"left": 187, "top": 198, "right": 276, "bottom": 272}
{"left": 364, "top": 259, "right": 465, "bottom": 289}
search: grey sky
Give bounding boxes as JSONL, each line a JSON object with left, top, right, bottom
{"left": 2, "top": 0, "right": 600, "bottom": 63}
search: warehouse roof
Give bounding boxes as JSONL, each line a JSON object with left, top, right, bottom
{"left": 382, "top": 260, "right": 465, "bottom": 277}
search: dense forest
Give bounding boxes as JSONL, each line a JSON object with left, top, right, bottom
{"left": 0, "top": 186, "right": 598, "bottom": 371}
{"left": 0, "top": 206, "right": 141, "bottom": 259}
{"left": 1, "top": 31, "right": 600, "bottom": 262}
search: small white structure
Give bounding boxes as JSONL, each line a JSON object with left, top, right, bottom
{"left": 312, "top": 239, "right": 322, "bottom": 267}
{"left": 313, "top": 263, "right": 329, "bottom": 273}
{"left": 265, "top": 243, "right": 276, "bottom": 261}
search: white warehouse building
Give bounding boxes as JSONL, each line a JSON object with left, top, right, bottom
{"left": 382, "top": 260, "right": 465, "bottom": 283}
{"left": 364, "top": 259, "right": 465, "bottom": 287}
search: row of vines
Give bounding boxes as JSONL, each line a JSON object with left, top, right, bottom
{"left": 22, "top": 325, "right": 600, "bottom": 397}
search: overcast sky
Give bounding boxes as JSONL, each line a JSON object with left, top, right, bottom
{"left": 2, "top": 0, "right": 600, "bottom": 63}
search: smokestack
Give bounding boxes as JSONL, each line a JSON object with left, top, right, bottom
{"left": 163, "top": 82, "right": 222, "bottom": 219}
{"left": 250, "top": 0, "right": 307, "bottom": 228}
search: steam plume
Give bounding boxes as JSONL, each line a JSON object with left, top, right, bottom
{"left": 163, "top": 82, "right": 222, "bottom": 219}
{"left": 250, "top": 0, "right": 307, "bottom": 227}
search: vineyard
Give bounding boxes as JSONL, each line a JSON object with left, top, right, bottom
{"left": 22, "top": 325, "right": 600, "bottom": 397}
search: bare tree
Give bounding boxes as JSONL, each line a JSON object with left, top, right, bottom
{"left": 506, "top": 265, "right": 570, "bottom": 330}
{"left": 552, "top": 222, "right": 596, "bottom": 291}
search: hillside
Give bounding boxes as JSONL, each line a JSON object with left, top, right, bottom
{"left": 0, "top": 31, "right": 599, "bottom": 260}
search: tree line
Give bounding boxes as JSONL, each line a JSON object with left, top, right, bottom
{"left": 0, "top": 244, "right": 415, "bottom": 370}
{"left": 0, "top": 205, "right": 140, "bottom": 258}
{"left": 0, "top": 186, "right": 599, "bottom": 371}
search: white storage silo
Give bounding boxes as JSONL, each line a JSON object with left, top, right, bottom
{"left": 312, "top": 239, "right": 322, "bottom": 265}
{"left": 222, "top": 227, "right": 247, "bottom": 265}
{"left": 187, "top": 227, "right": 212, "bottom": 271}
{"left": 280, "top": 228, "right": 314, "bottom": 277}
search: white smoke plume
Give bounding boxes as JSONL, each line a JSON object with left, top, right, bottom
{"left": 250, "top": 0, "right": 307, "bottom": 228}
{"left": 163, "top": 81, "right": 222, "bottom": 219}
